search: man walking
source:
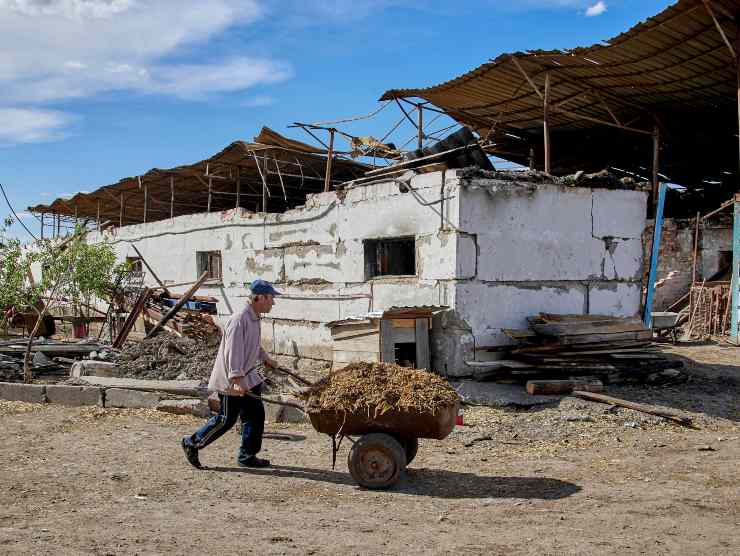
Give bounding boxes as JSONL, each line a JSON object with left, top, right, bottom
{"left": 181, "top": 279, "right": 280, "bottom": 469}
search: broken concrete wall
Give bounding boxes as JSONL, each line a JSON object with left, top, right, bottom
{"left": 90, "top": 171, "right": 647, "bottom": 378}
{"left": 451, "top": 182, "right": 647, "bottom": 375}
{"left": 90, "top": 171, "right": 463, "bottom": 372}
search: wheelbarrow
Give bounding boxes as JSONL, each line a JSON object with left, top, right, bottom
{"left": 265, "top": 366, "right": 459, "bottom": 490}
{"left": 651, "top": 311, "right": 680, "bottom": 343}
{"left": 308, "top": 403, "right": 459, "bottom": 489}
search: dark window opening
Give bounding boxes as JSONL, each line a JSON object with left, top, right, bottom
{"left": 364, "top": 237, "right": 416, "bottom": 279}
{"left": 197, "top": 251, "right": 223, "bottom": 281}
{"left": 394, "top": 342, "right": 417, "bottom": 368}
{"left": 126, "top": 257, "right": 143, "bottom": 273}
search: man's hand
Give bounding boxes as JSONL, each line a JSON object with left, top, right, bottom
{"left": 264, "top": 357, "right": 279, "bottom": 369}
{"left": 228, "top": 377, "right": 245, "bottom": 396}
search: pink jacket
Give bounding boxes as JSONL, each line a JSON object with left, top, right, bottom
{"left": 207, "top": 305, "right": 269, "bottom": 394}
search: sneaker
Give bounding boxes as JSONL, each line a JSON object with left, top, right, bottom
{"left": 181, "top": 437, "right": 201, "bottom": 469}
{"left": 238, "top": 455, "right": 270, "bottom": 468}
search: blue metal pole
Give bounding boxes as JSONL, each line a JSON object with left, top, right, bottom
{"left": 731, "top": 195, "right": 740, "bottom": 343}
{"left": 643, "top": 182, "right": 668, "bottom": 329}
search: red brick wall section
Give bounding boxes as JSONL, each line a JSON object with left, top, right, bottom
{"left": 642, "top": 219, "right": 695, "bottom": 310}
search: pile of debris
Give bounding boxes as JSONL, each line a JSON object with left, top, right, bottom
{"left": 141, "top": 291, "right": 221, "bottom": 343}
{"left": 0, "top": 339, "right": 108, "bottom": 382}
{"left": 459, "top": 167, "right": 648, "bottom": 190}
{"left": 0, "top": 354, "right": 22, "bottom": 381}
{"left": 302, "top": 362, "right": 460, "bottom": 416}
{"left": 468, "top": 314, "right": 685, "bottom": 389}
{"left": 114, "top": 333, "right": 218, "bottom": 382}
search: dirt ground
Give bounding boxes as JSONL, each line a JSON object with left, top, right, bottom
{"left": 0, "top": 344, "right": 738, "bottom": 555}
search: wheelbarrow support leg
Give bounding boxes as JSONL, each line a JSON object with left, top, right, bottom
{"left": 331, "top": 434, "right": 337, "bottom": 470}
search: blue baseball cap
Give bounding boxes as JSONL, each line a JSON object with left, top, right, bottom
{"left": 249, "top": 279, "right": 282, "bottom": 296}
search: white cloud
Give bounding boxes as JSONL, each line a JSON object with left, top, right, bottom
{"left": 0, "top": 108, "right": 73, "bottom": 144}
{"left": 0, "top": 1, "right": 293, "bottom": 144}
{"left": 4, "top": 0, "right": 135, "bottom": 18}
{"left": 0, "top": 1, "right": 288, "bottom": 102}
{"left": 585, "top": 1, "right": 607, "bottom": 16}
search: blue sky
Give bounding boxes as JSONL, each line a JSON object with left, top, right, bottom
{"left": 1, "top": 0, "right": 674, "bottom": 239}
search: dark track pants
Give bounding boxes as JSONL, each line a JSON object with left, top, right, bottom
{"left": 187, "top": 384, "right": 265, "bottom": 463}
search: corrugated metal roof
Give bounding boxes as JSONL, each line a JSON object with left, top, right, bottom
{"left": 29, "top": 127, "right": 370, "bottom": 225}
{"left": 381, "top": 0, "right": 739, "bottom": 186}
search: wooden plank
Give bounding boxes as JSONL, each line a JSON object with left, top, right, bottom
{"left": 415, "top": 318, "right": 430, "bottom": 371}
{"left": 332, "top": 334, "right": 380, "bottom": 352}
{"left": 512, "top": 340, "right": 652, "bottom": 355}
{"left": 552, "top": 347, "right": 657, "bottom": 356}
{"left": 572, "top": 391, "right": 694, "bottom": 426}
{"left": 465, "top": 360, "right": 533, "bottom": 369}
{"left": 130, "top": 244, "right": 170, "bottom": 296}
{"left": 142, "top": 309, "right": 183, "bottom": 338}
{"left": 532, "top": 320, "right": 647, "bottom": 337}
{"left": 547, "top": 330, "right": 653, "bottom": 345}
{"left": 113, "top": 287, "right": 152, "bottom": 348}
{"left": 329, "top": 321, "right": 379, "bottom": 340}
{"left": 609, "top": 353, "right": 662, "bottom": 360}
{"left": 0, "top": 344, "right": 105, "bottom": 355}
{"left": 538, "top": 313, "right": 635, "bottom": 323}
{"left": 380, "top": 319, "right": 395, "bottom": 363}
{"left": 503, "top": 328, "right": 537, "bottom": 339}
{"left": 332, "top": 349, "right": 380, "bottom": 364}
{"left": 527, "top": 380, "right": 604, "bottom": 395}
{"left": 390, "top": 327, "right": 415, "bottom": 344}
{"left": 389, "top": 318, "right": 416, "bottom": 328}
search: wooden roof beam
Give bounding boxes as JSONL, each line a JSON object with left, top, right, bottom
{"left": 701, "top": 0, "right": 737, "bottom": 61}
{"left": 510, "top": 56, "right": 543, "bottom": 99}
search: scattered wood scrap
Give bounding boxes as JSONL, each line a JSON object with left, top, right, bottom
{"left": 476, "top": 314, "right": 683, "bottom": 385}
{"left": 526, "top": 379, "right": 604, "bottom": 395}
{"left": 572, "top": 390, "right": 694, "bottom": 427}
{"left": 145, "top": 271, "right": 210, "bottom": 339}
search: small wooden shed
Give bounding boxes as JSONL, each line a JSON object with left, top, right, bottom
{"left": 326, "top": 306, "right": 444, "bottom": 370}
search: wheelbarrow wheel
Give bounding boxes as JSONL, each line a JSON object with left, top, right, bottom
{"left": 347, "top": 433, "right": 405, "bottom": 489}
{"left": 403, "top": 437, "right": 419, "bottom": 465}
{"left": 392, "top": 435, "right": 419, "bottom": 465}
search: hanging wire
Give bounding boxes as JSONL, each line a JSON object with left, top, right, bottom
{"left": 379, "top": 115, "right": 407, "bottom": 145}
{"left": 0, "top": 182, "right": 38, "bottom": 240}
{"left": 305, "top": 101, "right": 392, "bottom": 126}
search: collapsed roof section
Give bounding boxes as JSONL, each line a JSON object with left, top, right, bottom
{"left": 381, "top": 0, "right": 739, "bottom": 191}
{"left": 28, "top": 127, "right": 371, "bottom": 227}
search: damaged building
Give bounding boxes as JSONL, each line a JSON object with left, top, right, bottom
{"left": 28, "top": 127, "right": 648, "bottom": 377}
{"left": 27, "top": 0, "right": 740, "bottom": 375}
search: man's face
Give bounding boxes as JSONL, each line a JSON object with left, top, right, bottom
{"left": 253, "top": 294, "right": 275, "bottom": 314}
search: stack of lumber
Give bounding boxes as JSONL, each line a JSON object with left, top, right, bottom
{"left": 469, "top": 314, "right": 682, "bottom": 384}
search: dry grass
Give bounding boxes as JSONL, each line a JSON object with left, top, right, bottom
{"left": 301, "top": 362, "right": 460, "bottom": 416}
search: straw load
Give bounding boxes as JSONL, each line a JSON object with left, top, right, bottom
{"left": 301, "top": 362, "right": 460, "bottom": 416}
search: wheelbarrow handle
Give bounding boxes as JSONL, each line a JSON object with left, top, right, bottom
{"left": 270, "top": 365, "right": 315, "bottom": 387}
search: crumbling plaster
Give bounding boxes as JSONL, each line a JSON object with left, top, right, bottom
{"left": 91, "top": 170, "right": 647, "bottom": 377}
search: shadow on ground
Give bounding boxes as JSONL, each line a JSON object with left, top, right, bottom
{"left": 206, "top": 464, "right": 581, "bottom": 500}
{"left": 607, "top": 355, "right": 740, "bottom": 423}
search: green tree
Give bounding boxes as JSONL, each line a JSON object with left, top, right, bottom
{"left": 0, "top": 219, "right": 127, "bottom": 382}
